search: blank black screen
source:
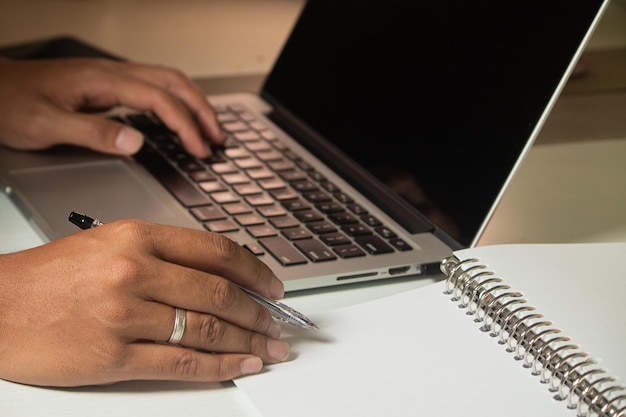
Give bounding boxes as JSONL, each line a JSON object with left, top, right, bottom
{"left": 262, "top": 0, "right": 604, "bottom": 246}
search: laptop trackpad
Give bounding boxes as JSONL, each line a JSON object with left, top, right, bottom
{"left": 8, "top": 159, "right": 197, "bottom": 240}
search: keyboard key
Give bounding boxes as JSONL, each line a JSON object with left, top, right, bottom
{"left": 270, "top": 188, "right": 299, "bottom": 201}
{"left": 234, "top": 157, "right": 263, "bottom": 170}
{"left": 210, "top": 191, "right": 240, "bottom": 204}
{"left": 189, "top": 170, "right": 217, "bottom": 182}
{"left": 221, "top": 121, "right": 249, "bottom": 132}
{"left": 306, "top": 221, "right": 338, "bottom": 235}
{"left": 268, "top": 160, "right": 296, "bottom": 172}
{"left": 204, "top": 219, "right": 239, "bottom": 233}
{"left": 329, "top": 212, "right": 360, "bottom": 225}
{"left": 333, "top": 244, "right": 366, "bottom": 258}
{"left": 256, "top": 150, "right": 284, "bottom": 162}
{"left": 303, "top": 191, "right": 331, "bottom": 203}
{"left": 334, "top": 192, "right": 354, "bottom": 204}
{"left": 234, "top": 130, "right": 261, "bottom": 141}
{"left": 225, "top": 147, "right": 252, "bottom": 159}
{"left": 279, "top": 170, "right": 307, "bottom": 182}
{"left": 245, "top": 194, "right": 275, "bottom": 206}
{"left": 282, "top": 198, "right": 311, "bottom": 212}
{"left": 269, "top": 215, "right": 300, "bottom": 229}
{"left": 134, "top": 146, "right": 212, "bottom": 207}
{"left": 258, "top": 178, "right": 287, "bottom": 190}
{"left": 259, "top": 236, "right": 308, "bottom": 266}
{"left": 222, "top": 202, "right": 253, "bottom": 215}
{"left": 342, "top": 224, "right": 373, "bottom": 236}
{"left": 210, "top": 161, "right": 238, "bottom": 174}
{"left": 389, "top": 238, "right": 413, "bottom": 251}
{"left": 282, "top": 227, "right": 313, "bottom": 241}
{"left": 178, "top": 159, "right": 204, "bottom": 172}
{"left": 233, "top": 183, "right": 263, "bottom": 196}
{"left": 292, "top": 180, "right": 318, "bottom": 192}
{"left": 320, "top": 181, "right": 341, "bottom": 193}
{"left": 293, "top": 210, "right": 324, "bottom": 223}
{"left": 235, "top": 213, "right": 265, "bottom": 226}
{"left": 245, "top": 141, "right": 272, "bottom": 152}
{"left": 347, "top": 203, "right": 368, "bottom": 215}
{"left": 246, "top": 225, "right": 277, "bottom": 238}
{"left": 361, "top": 214, "right": 382, "bottom": 227}
{"left": 320, "top": 232, "right": 351, "bottom": 246}
{"left": 354, "top": 235, "right": 394, "bottom": 255}
{"left": 257, "top": 204, "right": 288, "bottom": 218}
{"left": 375, "top": 226, "right": 397, "bottom": 239}
{"left": 190, "top": 205, "right": 227, "bottom": 221}
{"left": 243, "top": 242, "right": 265, "bottom": 256}
{"left": 221, "top": 173, "right": 250, "bottom": 185}
{"left": 294, "top": 239, "right": 337, "bottom": 262}
{"left": 199, "top": 180, "right": 227, "bottom": 193}
{"left": 316, "top": 201, "right": 344, "bottom": 214}
{"left": 296, "top": 160, "right": 313, "bottom": 172}
{"left": 246, "top": 167, "right": 275, "bottom": 180}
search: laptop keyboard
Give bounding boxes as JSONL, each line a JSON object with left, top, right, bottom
{"left": 119, "top": 104, "right": 412, "bottom": 266}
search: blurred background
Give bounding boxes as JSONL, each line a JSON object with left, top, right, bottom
{"left": 1, "top": 0, "right": 625, "bottom": 79}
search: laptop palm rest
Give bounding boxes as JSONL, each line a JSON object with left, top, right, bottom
{"left": 6, "top": 159, "right": 200, "bottom": 240}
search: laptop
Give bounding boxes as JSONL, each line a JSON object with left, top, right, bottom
{"left": 0, "top": 0, "right": 608, "bottom": 291}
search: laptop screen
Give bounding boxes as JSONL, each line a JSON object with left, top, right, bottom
{"left": 261, "top": 0, "right": 604, "bottom": 247}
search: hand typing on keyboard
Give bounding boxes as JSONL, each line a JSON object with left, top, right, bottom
{"left": 0, "top": 57, "right": 223, "bottom": 157}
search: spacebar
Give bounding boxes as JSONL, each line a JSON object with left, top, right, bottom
{"left": 134, "top": 147, "right": 212, "bottom": 207}
{"left": 259, "top": 236, "right": 308, "bottom": 266}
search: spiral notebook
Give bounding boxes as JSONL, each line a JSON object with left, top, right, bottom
{"left": 235, "top": 243, "right": 626, "bottom": 417}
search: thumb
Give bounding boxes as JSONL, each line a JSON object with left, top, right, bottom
{"left": 111, "top": 124, "right": 145, "bottom": 155}
{"left": 55, "top": 112, "right": 144, "bottom": 155}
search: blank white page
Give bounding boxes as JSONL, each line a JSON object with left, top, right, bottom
{"left": 235, "top": 243, "right": 626, "bottom": 417}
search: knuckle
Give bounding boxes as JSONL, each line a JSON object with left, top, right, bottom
{"left": 205, "top": 233, "right": 240, "bottom": 264}
{"left": 110, "top": 219, "right": 149, "bottom": 243}
{"left": 171, "top": 349, "right": 201, "bottom": 379}
{"left": 197, "top": 314, "right": 224, "bottom": 347}
{"left": 98, "top": 298, "right": 135, "bottom": 328}
{"left": 242, "top": 331, "right": 258, "bottom": 354}
{"left": 212, "top": 357, "right": 233, "bottom": 381}
{"left": 209, "top": 279, "right": 237, "bottom": 312}
{"left": 96, "top": 340, "right": 131, "bottom": 369}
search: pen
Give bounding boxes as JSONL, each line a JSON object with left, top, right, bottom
{"left": 68, "top": 211, "right": 318, "bottom": 330}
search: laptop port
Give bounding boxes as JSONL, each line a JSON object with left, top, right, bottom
{"left": 388, "top": 266, "right": 410, "bottom": 275}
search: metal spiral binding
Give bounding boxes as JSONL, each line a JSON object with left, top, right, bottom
{"left": 440, "top": 256, "right": 626, "bottom": 417}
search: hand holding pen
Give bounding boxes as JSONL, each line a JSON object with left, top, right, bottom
{"left": 69, "top": 212, "right": 317, "bottom": 330}
{"left": 1, "top": 214, "right": 300, "bottom": 387}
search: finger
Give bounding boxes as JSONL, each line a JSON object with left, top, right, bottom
{"left": 17, "top": 104, "right": 144, "bottom": 155}
{"left": 135, "top": 276, "right": 279, "bottom": 339}
{"left": 135, "top": 222, "right": 284, "bottom": 300}
{"left": 76, "top": 70, "right": 213, "bottom": 158}
{"left": 135, "top": 305, "right": 288, "bottom": 364}
{"left": 120, "top": 63, "right": 224, "bottom": 145}
{"left": 124, "top": 342, "right": 265, "bottom": 382}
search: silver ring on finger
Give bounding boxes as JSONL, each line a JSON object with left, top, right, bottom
{"left": 167, "top": 307, "right": 187, "bottom": 345}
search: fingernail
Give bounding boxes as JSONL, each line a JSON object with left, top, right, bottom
{"left": 269, "top": 278, "right": 284, "bottom": 300}
{"left": 267, "top": 322, "right": 282, "bottom": 339}
{"left": 267, "top": 339, "right": 290, "bottom": 362}
{"left": 240, "top": 357, "right": 263, "bottom": 375}
{"left": 115, "top": 127, "right": 143, "bottom": 154}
